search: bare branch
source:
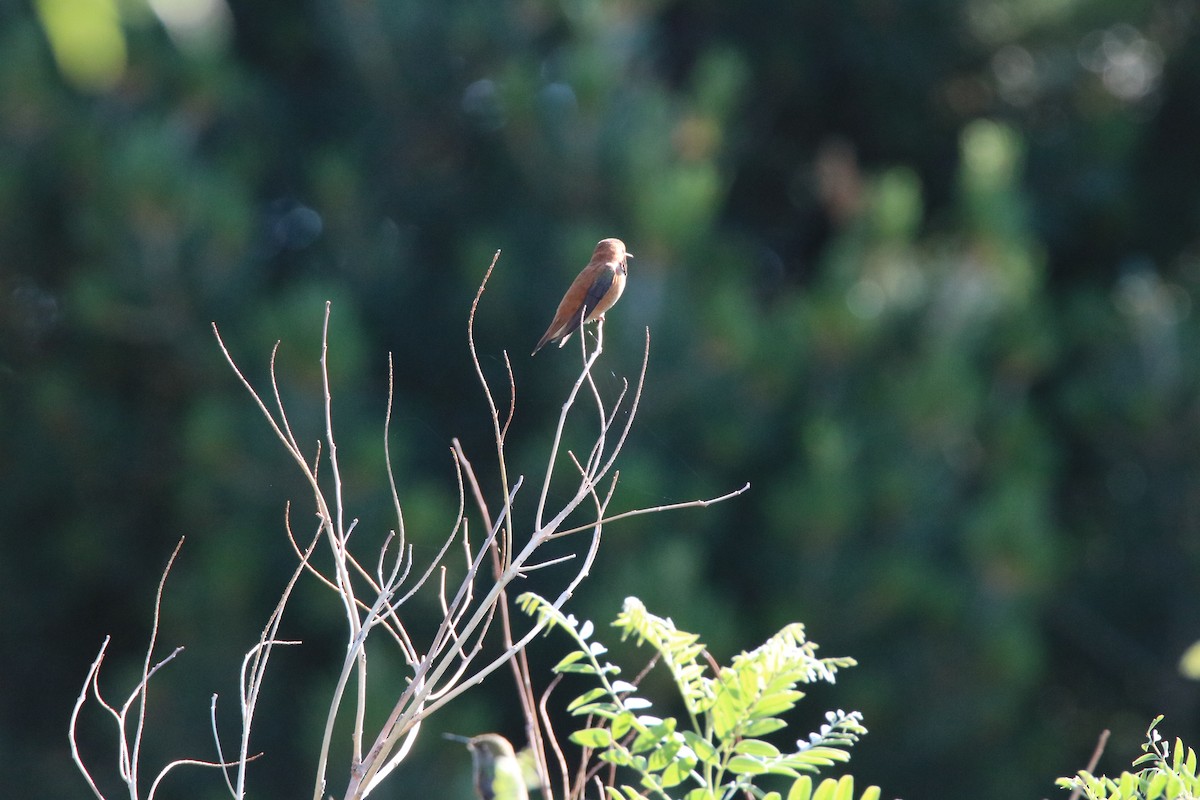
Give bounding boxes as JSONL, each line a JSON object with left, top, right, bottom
{"left": 538, "top": 675, "right": 571, "bottom": 799}
{"left": 147, "top": 754, "right": 260, "bottom": 800}
{"left": 128, "top": 538, "right": 186, "bottom": 788}
{"left": 551, "top": 482, "right": 752, "bottom": 539}
{"left": 383, "top": 352, "right": 407, "bottom": 556}
{"left": 394, "top": 448, "right": 468, "bottom": 607}
{"left": 67, "top": 541, "right": 232, "bottom": 800}
{"left": 69, "top": 637, "right": 112, "bottom": 800}
{"left": 466, "top": 250, "right": 517, "bottom": 575}
{"left": 1067, "top": 729, "right": 1111, "bottom": 800}
{"left": 268, "top": 342, "right": 306, "bottom": 459}
{"left": 520, "top": 554, "right": 579, "bottom": 572}
{"left": 534, "top": 318, "right": 607, "bottom": 531}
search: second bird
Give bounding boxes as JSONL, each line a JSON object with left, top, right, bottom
{"left": 532, "top": 237, "right": 630, "bottom": 355}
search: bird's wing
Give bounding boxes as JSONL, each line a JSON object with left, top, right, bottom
{"left": 579, "top": 266, "right": 616, "bottom": 320}
{"left": 531, "top": 263, "right": 619, "bottom": 355}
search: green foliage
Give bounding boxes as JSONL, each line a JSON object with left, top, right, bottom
{"left": 1057, "top": 718, "right": 1200, "bottom": 800}
{"left": 519, "top": 594, "right": 878, "bottom": 800}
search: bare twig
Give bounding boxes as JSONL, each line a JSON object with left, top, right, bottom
{"left": 69, "top": 637, "right": 111, "bottom": 800}
{"left": 550, "top": 482, "right": 752, "bottom": 539}
{"left": 128, "top": 538, "right": 186, "bottom": 786}
{"left": 1066, "top": 729, "right": 1110, "bottom": 800}
{"left": 69, "top": 539, "right": 251, "bottom": 800}
{"left": 218, "top": 520, "right": 316, "bottom": 799}
{"left": 536, "top": 675, "right": 573, "bottom": 799}
{"left": 384, "top": 352, "right": 408, "bottom": 557}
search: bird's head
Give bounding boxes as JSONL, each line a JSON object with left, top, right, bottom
{"left": 466, "top": 734, "right": 517, "bottom": 761}
{"left": 594, "top": 237, "right": 631, "bottom": 267}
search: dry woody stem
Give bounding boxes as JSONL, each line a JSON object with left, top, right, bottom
{"left": 68, "top": 250, "right": 748, "bottom": 800}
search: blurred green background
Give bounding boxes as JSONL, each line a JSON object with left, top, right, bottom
{"left": 4, "top": 0, "right": 1200, "bottom": 797}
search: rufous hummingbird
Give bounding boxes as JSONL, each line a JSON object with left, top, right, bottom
{"left": 532, "top": 237, "right": 631, "bottom": 355}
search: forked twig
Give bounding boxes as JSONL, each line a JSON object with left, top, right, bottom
{"left": 69, "top": 538, "right": 250, "bottom": 800}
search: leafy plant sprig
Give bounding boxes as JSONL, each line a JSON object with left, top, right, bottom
{"left": 1057, "top": 716, "right": 1200, "bottom": 800}
{"left": 518, "top": 594, "right": 879, "bottom": 800}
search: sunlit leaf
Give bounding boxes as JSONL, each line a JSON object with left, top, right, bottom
{"left": 743, "top": 717, "right": 787, "bottom": 737}
{"left": 734, "top": 739, "right": 781, "bottom": 758}
{"left": 726, "top": 755, "right": 768, "bottom": 775}
{"left": 787, "top": 780, "right": 814, "bottom": 800}
{"left": 553, "top": 650, "right": 587, "bottom": 671}
{"left": 570, "top": 728, "right": 614, "bottom": 748}
{"left": 681, "top": 730, "right": 717, "bottom": 764}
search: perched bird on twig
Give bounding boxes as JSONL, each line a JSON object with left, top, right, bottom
{"left": 532, "top": 237, "right": 631, "bottom": 355}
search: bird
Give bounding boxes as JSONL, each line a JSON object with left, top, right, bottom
{"left": 531, "top": 237, "right": 631, "bottom": 355}
{"left": 446, "top": 733, "right": 531, "bottom": 800}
